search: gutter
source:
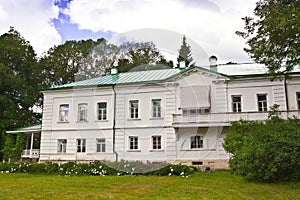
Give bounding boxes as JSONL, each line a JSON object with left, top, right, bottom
{"left": 112, "top": 84, "right": 118, "bottom": 162}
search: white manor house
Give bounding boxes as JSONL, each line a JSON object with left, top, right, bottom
{"left": 8, "top": 57, "right": 300, "bottom": 169}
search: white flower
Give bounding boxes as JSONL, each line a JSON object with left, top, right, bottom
{"left": 180, "top": 172, "right": 184, "bottom": 176}
{"left": 168, "top": 173, "right": 172, "bottom": 176}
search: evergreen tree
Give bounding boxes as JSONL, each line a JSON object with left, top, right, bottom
{"left": 177, "top": 35, "right": 194, "bottom": 68}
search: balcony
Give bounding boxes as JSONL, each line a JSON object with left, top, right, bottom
{"left": 173, "top": 110, "right": 300, "bottom": 127}
{"left": 22, "top": 149, "right": 40, "bottom": 159}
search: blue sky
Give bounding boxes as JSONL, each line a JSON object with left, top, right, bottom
{"left": 0, "top": 0, "right": 258, "bottom": 65}
{"left": 53, "top": 0, "right": 113, "bottom": 42}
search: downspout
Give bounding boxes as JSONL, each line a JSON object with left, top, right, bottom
{"left": 112, "top": 84, "right": 118, "bottom": 162}
{"left": 284, "top": 78, "right": 289, "bottom": 111}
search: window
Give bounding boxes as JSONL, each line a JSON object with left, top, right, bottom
{"left": 57, "top": 139, "right": 67, "bottom": 153}
{"left": 152, "top": 136, "right": 162, "bottom": 150}
{"left": 78, "top": 103, "right": 88, "bottom": 121}
{"left": 232, "top": 96, "right": 241, "bottom": 112}
{"left": 98, "top": 102, "right": 107, "bottom": 120}
{"left": 152, "top": 99, "right": 161, "bottom": 118}
{"left": 190, "top": 136, "right": 203, "bottom": 149}
{"left": 297, "top": 93, "right": 300, "bottom": 110}
{"left": 257, "top": 94, "right": 267, "bottom": 112}
{"left": 182, "top": 108, "right": 210, "bottom": 115}
{"left": 96, "top": 139, "right": 106, "bottom": 152}
{"left": 77, "top": 139, "right": 86, "bottom": 153}
{"left": 129, "top": 100, "right": 139, "bottom": 119}
{"left": 59, "top": 104, "right": 69, "bottom": 121}
{"left": 129, "top": 136, "right": 138, "bottom": 150}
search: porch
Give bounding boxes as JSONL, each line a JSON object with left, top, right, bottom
{"left": 6, "top": 124, "right": 41, "bottom": 159}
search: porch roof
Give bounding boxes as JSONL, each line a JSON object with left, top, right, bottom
{"left": 6, "top": 124, "right": 41, "bottom": 134}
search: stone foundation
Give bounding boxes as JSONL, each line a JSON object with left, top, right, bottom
{"left": 174, "top": 159, "right": 229, "bottom": 170}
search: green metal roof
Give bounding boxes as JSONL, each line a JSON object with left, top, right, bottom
{"left": 43, "top": 68, "right": 187, "bottom": 91}
{"left": 42, "top": 63, "right": 300, "bottom": 91}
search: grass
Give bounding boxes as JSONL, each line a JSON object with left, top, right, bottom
{"left": 0, "top": 171, "right": 299, "bottom": 199}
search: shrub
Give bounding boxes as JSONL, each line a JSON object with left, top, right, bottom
{"left": 0, "top": 161, "right": 196, "bottom": 177}
{"left": 223, "top": 115, "right": 300, "bottom": 182}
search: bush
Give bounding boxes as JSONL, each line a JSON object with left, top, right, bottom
{"left": 0, "top": 161, "right": 196, "bottom": 177}
{"left": 223, "top": 115, "right": 300, "bottom": 182}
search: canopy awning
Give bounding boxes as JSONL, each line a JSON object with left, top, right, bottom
{"left": 180, "top": 86, "right": 210, "bottom": 108}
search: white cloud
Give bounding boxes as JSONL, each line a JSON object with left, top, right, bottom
{"left": 0, "top": 0, "right": 61, "bottom": 56}
{"left": 66, "top": 0, "right": 257, "bottom": 64}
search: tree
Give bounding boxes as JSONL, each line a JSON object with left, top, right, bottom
{"left": 117, "top": 42, "right": 173, "bottom": 73}
{"left": 236, "top": 0, "right": 300, "bottom": 78}
{"left": 40, "top": 39, "right": 102, "bottom": 86}
{"left": 75, "top": 39, "right": 119, "bottom": 80}
{"left": 223, "top": 106, "right": 300, "bottom": 182}
{"left": 177, "top": 35, "right": 194, "bottom": 68}
{"left": 0, "top": 27, "right": 41, "bottom": 135}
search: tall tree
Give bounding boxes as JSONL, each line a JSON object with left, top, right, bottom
{"left": 76, "top": 39, "right": 119, "bottom": 80}
{"left": 117, "top": 42, "right": 173, "bottom": 73}
{"left": 177, "top": 35, "right": 194, "bottom": 68}
{"left": 0, "top": 27, "right": 41, "bottom": 130}
{"left": 40, "top": 39, "right": 102, "bottom": 86}
{"left": 236, "top": 0, "right": 300, "bottom": 77}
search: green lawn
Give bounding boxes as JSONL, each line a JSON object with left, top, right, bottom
{"left": 0, "top": 171, "right": 299, "bottom": 199}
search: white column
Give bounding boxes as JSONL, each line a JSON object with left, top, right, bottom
{"left": 30, "top": 132, "right": 34, "bottom": 150}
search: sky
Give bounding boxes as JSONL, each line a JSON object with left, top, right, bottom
{"left": 0, "top": 0, "right": 258, "bottom": 66}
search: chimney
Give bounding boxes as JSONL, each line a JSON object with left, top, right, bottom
{"left": 179, "top": 60, "right": 186, "bottom": 69}
{"left": 209, "top": 55, "right": 218, "bottom": 71}
{"left": 111, "top": 60, "right": 118, "bottom": 75}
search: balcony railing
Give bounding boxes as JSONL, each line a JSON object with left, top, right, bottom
{"left": 22, "top": 149, "right": 40, "bottom": 159}
{"left": 173, "top": 110, "right": 300, "bottom": 127}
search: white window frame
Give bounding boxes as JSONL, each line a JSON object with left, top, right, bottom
{"left": 57, "top": 139, "right": 67, "bottom": 153}
{"left": 78, "top": 103, "right": 88, "bottom": 122}
{"left": 96, "top": 138, "right": 106, "bottom": 153}
{"left": 76, "top": 139, "right": 86, "bottom": 153}
{"left": 129, "top": 136, "right": 138, "bottom": 150}
{"left": 59, "top": 104, "right": 69, "bottom": 122}
{"left": 190, "top": 136, "right": 203, "bottom": 149}
{"left": 98, "top": 102, "right": 107, "bottom": 120}
{"left": 129, "top": 100, "right": 139, "bottom": 119}
{"left": 232, "top": 95, "right": 242, "bottom": 112}
{"left": 257, "top": 94, "right": 268, "bottom": 112}
{"left": 152, "top": 99, "right": 161, "bottom": 118}
{"left": 152, "top": 136, "right": 162, "bottom": 150}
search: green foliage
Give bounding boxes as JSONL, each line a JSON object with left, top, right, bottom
{"left": 236, "top": 0, "right": 300, "bottom": 78}
{"left": 14, "top": 133, "right": 26, "bottom": 158}
{"left": 0, "top": 27, "right": 41, "bottom": 135}
{"left": 2, "top": 134, "right": 16, "bottom": 161}
{"left": 224, "top": 116, "right": 300, "bottom": 182}
{"left": 0, "top": 161, "right": 195, "bottom": 177}
{"left": 117, "top": 42, "right": 173, "bottom": 73}
{"left": 177, "top": 35, "right": 194, "bottom": 68}
{"left": 39, "top": 39, "right": 103, "bottom": 86}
